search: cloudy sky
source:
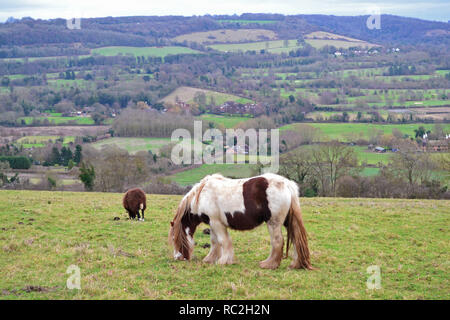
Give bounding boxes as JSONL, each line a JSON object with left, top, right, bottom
{"left": 0, "top": 0, "right": 449, "bottom": 22}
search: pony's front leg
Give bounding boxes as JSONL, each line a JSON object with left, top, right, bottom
{"left": 203, "top": 229, "right": 222, "bottom": 264}
{"left": 213, "top": 223, "right": 235, "bottom": 265}
{"left": 260, "top": 221, "right": 284, "bottom": 269}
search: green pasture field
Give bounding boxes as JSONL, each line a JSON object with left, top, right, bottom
{"left": 0, "top": 190, "right": 448, "bottom": 299}
{"left": 47, "top": 79, "right": 94, "bottom": 89}
{"left": 280, "top": 123, "right": 450, "bottom": 141}
{"left": 91, "top": 46, "right": 201, "bottom": 58}
{"left": 17, "top": 116, "right": 94, "bottom": 125}
{"left": 360, "top": 167, "right": 381, "bottom": 176}
{"left": 353, "top": 146, "right": 390, "bottom": 165}
{"left": 373, "top": 74, "right": 439, "bottom": 82}
{"left": 170, "top": 164, "right": 256, "bottom": 186}
{"left": 91, "top": 137, "right": 172, "bottom": 154}
{"left": 199, "top": 114, "right": 251, "bottom": 128}
{"left": 208, "top": 40, "right": 302, "bottom": 53}
{"left": 0, "top": 45, "right": 203, "bottom": 64}
{"left": 16, "top": 136, "right": 75, "bottom": 148}
{"left": 305, "top": 39, "right": 376, "bottom": 49}
{"left": 0, "top": 55, "right": 90, "bottom": 63}
{"left": 173, "top": 29, "right": 277, "bottom": 44}
{"left": 27, "top": 178, "right": 81, "bottom": 186}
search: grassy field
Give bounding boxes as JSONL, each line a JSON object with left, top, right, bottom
{"left": 281, "top": 123, "right": 450, "bottom": 141}
{"left": 160, "top": 86, "right": 253, "bottom": 106}
{"left": 199, "top": 114, "right": 251, "bottom": 128}
{"left": 16, "top": 136, "right": 75, "bottom": 148}
{"left": 0, "top": 190, "right": 448, "bottom": 299}
{"left": 169, "top": 163, "right": 256, "bottom": 186}
{"left": 0, "top": 46, "right": 200, "bottom": 64}
{"left": 304, "top": 31, "right": 380, "bottom": 49}
{"left": 92, "top": 137, "right": 172, "bottom": 154}
{"left": 353, "top": 146, "right": 390, "bottom": 165}
{"left": 18, "top": 116, "right": 94, "bottom": 126}
{"left": 173, "top": 29, "right": 277, "bottom": 44}
{"left": 91, "top": 46, "right": 200, "bottom": 58}
{"left": 209, "top": 39, "right": 302, "bottom": 53}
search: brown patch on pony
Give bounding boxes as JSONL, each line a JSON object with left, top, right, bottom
{"left": 123, "top": 188, "right": 146, "bottom": 220}
{"left": 225, "top": 177, "right": 271, "bottom": 230}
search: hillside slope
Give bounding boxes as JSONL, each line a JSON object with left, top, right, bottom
{"left": 0, "top": 190, "right": 448, "bottom": 299}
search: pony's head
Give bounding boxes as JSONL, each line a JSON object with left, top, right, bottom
{"left": 168, "top": 219, "right": 195, "bottom": 261}
{"left": 168, "top": 194, "right": 196, "bottom": 261}
{"left": 169, "top": 180, "right": 208, "bottom": 260}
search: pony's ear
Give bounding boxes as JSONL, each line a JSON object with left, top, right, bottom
{"left": 170, "top": 221, "right": 174, "bottom": 227}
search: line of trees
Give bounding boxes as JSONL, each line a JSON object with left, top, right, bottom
{"left": 279, "top": 141, "right": 449, "bottom": 199}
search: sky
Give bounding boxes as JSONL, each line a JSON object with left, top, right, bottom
{"left": 0, "top": 0, "right": 449, "bottom": 22}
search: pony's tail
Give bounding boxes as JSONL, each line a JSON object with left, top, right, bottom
{"left": 285, "top": 182, "right": 314, "bottom": 270}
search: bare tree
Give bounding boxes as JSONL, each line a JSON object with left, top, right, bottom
{"left": 280, "top": 141, "right": 358, "bottom": 197}
{"left": 310, "top": 142, "right": 359, "bottom": 196}
{"left": 279, "top": 148, "right": 313, "bottom": 189}
{"left": 389, "top": 149, "right": 435, "bottom": 187}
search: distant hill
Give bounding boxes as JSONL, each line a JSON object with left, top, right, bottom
{"left": 0, "top": 13, "right": 448, "bottom": 49}
{"left": 299, "top": 14, "right": 450, "bottom": 46}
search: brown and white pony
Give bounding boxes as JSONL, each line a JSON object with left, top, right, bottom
{"left": 169, "top": 173, "right": 313, "bottom": 269}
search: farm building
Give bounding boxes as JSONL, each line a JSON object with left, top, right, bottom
{"left": 213, "top": 101, "right": 263, "bottom": 116}
{"left": 423, "top": 140, "right": 449, "bottom": 152}
{"left": 374, "top": 146, "right": 386, "bottom": 153}
{"left": 225, "top": 144, "right": 249, "bottom": 155}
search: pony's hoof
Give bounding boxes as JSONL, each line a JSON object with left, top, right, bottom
{"left": 259, "top": 260, "right": 280, "bottom": 269}
{"left": 202, "top": 257, "right": 216, "bottom": 264}
{"left": 288, "top": 261, "right": 314, "bottom": 270}
{"left": 217, "top": 257, "right": 234, "bottom": 265}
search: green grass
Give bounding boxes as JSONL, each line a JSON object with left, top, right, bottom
{"left": 199, "top": 114, "right": 251, "bottom": 128}
{"left": 91, "top": 137, "right": 172, "bottom": 154}
{"left": 170, "top": 164, "right": 256, "bottom": 186}
{"left": 47, "top": 79, "right": 93, "bottom": 89}
{"left": 18, "top": 116, "right": 94, "bottom": 126}
{"left": 280, "top": 123, "right": 450, "bottom": 142}
{"left": 173, "top": 29, "right": 277, "bottom": 44}
{"left": 91, "top": 46, "right": 200, "bottom": 58}
{"left": 360, "top": 167, "right": 381, "bottom": 176}
{"left": 209, "top": 40, "right": 302, "bottom": 53}
{"left": 353, "top": 146, "right": 390, "bottom": 165}
{"left": 0, "top": 190, "right": 448, "bottom": 299}
{"left": 305, "top": 39, "right": 375, "bottom": 49}
{"left": 16, "top": 136, "right": 75, "bottom": 148}
{"left": 0, "top": 55, "right": 90, "bottom": 63}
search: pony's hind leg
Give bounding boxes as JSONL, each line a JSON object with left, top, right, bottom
{"left": 259, "top": 221, "right": 284, "bottom": 269}
{"left": 203, "top": 228, "right": 222, "bottom": 264}
{"left": 213, "top": 223, "right": 235, "bottom": 265}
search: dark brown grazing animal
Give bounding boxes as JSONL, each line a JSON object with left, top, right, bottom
{"left": 123, "top": 188, "right": 147, "bottom": 221}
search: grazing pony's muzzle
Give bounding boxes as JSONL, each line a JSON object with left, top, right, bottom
{"left": 169, "top": 222, "right": 193, "bottom": 261}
